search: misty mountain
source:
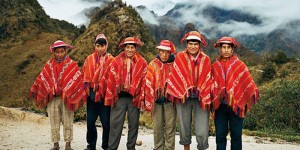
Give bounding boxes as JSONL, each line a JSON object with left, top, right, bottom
{"left": 70, "top": 0, "right": 157, "bottom": 65}
{"left": 202, "top": 6, "right": 262, "bottom": 25}
{"left": 136, "top": 2, "right": 300, "bottom": 58}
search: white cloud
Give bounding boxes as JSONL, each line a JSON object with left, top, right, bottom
{"left": 124, "top": 0, "right": 183, "bottom": 15}
{"left": 37, "top": 0, "right": 103, "bottom": 26}
{"left": 162, "top": 0, "right": 300, "bottom": 37}
{"left": 37, "top": 0, "right": 300, "bottom": 37}
{"left": 135, "top": 8, "right": 159, "bottom": 25}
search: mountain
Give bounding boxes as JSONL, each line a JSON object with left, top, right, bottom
{"left": 0, "top": 0, "right": 80, "bottom": 107}
{"left": 136, "top": 3, "right": 300, "bottom": 58}
{"left": 0, "top": 0, "right": 157, "bottom": 107}
{"left": 69, "top": 0, "right": 156, "bottom": 66}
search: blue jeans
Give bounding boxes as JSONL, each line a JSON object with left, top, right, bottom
{"left": 215, "top": 104, "right": 243, "bottom": 150}
{"left": 86, "top": 95, "right": 111, "bottom": 150}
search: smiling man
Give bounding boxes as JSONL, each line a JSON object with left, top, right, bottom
{"left": 166, "top": 31, "right": 212, "bottom": 150}
{"left": 30, "top": 40, "right": 86, "bottom": 150}
{"left": 108, "top": 36, "right": 148, "bottom": 150}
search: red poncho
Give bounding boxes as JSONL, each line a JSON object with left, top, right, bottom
{"left": 211, "top": 55, "right": 259, "bottom": 118}
{"left": 92, "top": 53, "right": 119, "bottom": 106}
{"left": 166, "top": 50, "right": 212, "bottom": 110}
{"left": 115, "top": 51, "right": 147, "bottom": 108}
{"left": 144, "top": 58, "right": 173, "bottom": 111}
{"left": 82, "top": 52, "right": 101, "bottom": 89}
{"left": 30, "top": 57, "right": 86, "bottom": 111}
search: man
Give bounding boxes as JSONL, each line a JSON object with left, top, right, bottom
{"left": 108, "top": 37, "right": 147, "bottom": 150}
{"left": 212, "top": 36, "right": 259, "bottom": 150}
{"left": 30, "top": 40, "right": 86, "bottom": 150}
{"left": 82, "top": 33, "right": 118, "bottom": 150}
{"left": 145, "top": 40, "right": 177, "bottom": 150}
{"left": 166, "top": 31, "right": 212, "bottom": 150}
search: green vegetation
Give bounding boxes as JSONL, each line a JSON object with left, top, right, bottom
{"left": 243, "top": 130, "right": 300, "bottom": 143}
{"left": 70, "top": 0, "right": 156, "bottom": 66}
{"left": 261, "top": 62, "right": 276, "bottom": 82}
{"left": 244, "top": 80, "right": 300, "bottom": 135}
{"left": 242, "top": 52, "right": 300, "bottom": 142}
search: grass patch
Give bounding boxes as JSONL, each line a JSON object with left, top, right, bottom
{"left": 243, "top": 129, "right": 300, "bottom": 143}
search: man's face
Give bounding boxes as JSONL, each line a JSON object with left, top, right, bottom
{"left": 94, "top": 43, "right": 106, "bottom": 54}
{"left": 124, "top": 44, "right": 136, "bottom": 58}
{"left": 158, "top": 49, "right": 171, "bottom": 62}
{"left": 220, "top": 43, "right": 233, "bottom": 59}
{"left": 53, "top": 47, "right": 67, "bottom": 61}
{"left": 187, "top": 41, "right": 200, "bottom": 57}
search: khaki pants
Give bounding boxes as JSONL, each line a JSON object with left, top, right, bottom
{"left": 153, "top": 102, "right": 176, "bottom": 150}
{"left": 47, "top": 97, "right": 74, "bottom": 143}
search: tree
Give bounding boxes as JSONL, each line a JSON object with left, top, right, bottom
{"left": 79, "top": 25, "right": 86, "bottom": 34}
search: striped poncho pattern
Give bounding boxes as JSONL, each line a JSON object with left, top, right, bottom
{"left": 211, "top": 55, "right": 259, "bottom": 118}
{"left": 30, "top": 57, "right": 86, "bottom": 111}
{"left": 82, "top": 52, "right": 101, "bottom": 92}
{"left": 92, "top": 53, "right": 119, "bottom": 106}
{"left": 116, "top": 51, "right": 147, "bottom": 108}
{"left": 144, "top": 58, "right": 173, "bottom": 111}
{"left": 166, "top": 50, "right": 212, "bottom": 110}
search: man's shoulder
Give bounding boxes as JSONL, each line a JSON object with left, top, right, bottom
{"left": 105, "top": 53, "right": 115, "bottom": 59}
{"left": 173, "top": 51, "right": 186, "bottom": 59}
{"left": 83, "top": 53, "right": 94, "bottom": 61}
{"left": 149, "top": 58, "right": 160, "bottom": 65}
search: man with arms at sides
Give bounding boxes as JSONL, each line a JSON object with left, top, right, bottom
{"left": 108, "top": 37, "right": 147, "bottom": 150}
{"left": 212, "top": 36, "right": 259, "bottom": 150}
{"left": 30, "top": 40, "right": 86, "bottom": 150}
{"left": 145, "top": 40, "right": 177, "bottom": 150}
{"left": 82, "top": 33, "right": 118, "bottom": 150}
{"left": 166, "top": 31, "right": 212, "bottom": 150}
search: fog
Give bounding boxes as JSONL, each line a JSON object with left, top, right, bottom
{"left": 37, "top": 0, "right": 300, "bottom": 37}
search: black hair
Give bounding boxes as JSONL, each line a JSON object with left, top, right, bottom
{"left": 186, "top": 39, "right": 201, "bottom": 44}
{"left": 220, "top": 43, "right": 234, "bottom": 48}
{"left": 125, "top": 43, "right": 137, "bottom": 48}
{"left": 53, "top": 46, "right": 66, "bottom": 52}
{"left": 95, "top": 38, "right": 107, "bottom": 45}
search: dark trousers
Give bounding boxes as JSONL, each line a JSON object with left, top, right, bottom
{"left": 86, "top": 97, "right": 111, "bottom": 150}
{"left": 108, "top": 93, "right": 140, "bottom": 150}
{"left": 215, "top": 104, "right": 243, "bottom": 150}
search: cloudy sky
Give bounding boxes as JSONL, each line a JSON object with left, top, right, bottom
{"left": 37, "top": 0, "right": 300, "bottom": 37}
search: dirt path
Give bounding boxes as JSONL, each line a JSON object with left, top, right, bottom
{"left": 0, "top": 106, "right": 299, "bottom": 150}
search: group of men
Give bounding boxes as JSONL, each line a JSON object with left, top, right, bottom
{"left": 30, "top": 30, "right": 259, "bottom": 150}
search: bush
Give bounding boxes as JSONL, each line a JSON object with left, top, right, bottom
{"left": 16, "top": 59, "right": 30, "bottom": 73}
{"left": 261, "top": 62, "right": 276, "bottom": 82}
{"left": 270, "top": 51, "right": 289, "bottom": 64}
{"left": 244, "top": 80, "right": 300, "bottom": 135}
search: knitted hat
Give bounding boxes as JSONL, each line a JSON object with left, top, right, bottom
{"left": 49, "top": 40, "right": 73, "bottom": 52}
{"left": 156, "top": 40, "right": 177, "bottom": 54}
{"left": 118, "top": 37, "right": 143, "bottom": 49}
{"left": 95, "top": 33, "right": 107, "bottom": 43}
{"left": 94, "top": 33, "right": 108, "bottom": 54}
{"left": 181, "top": 31, "right": 207, "bottom": 47}
{"left": 214, "top": 36, "right": 240, "bottom": 48}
